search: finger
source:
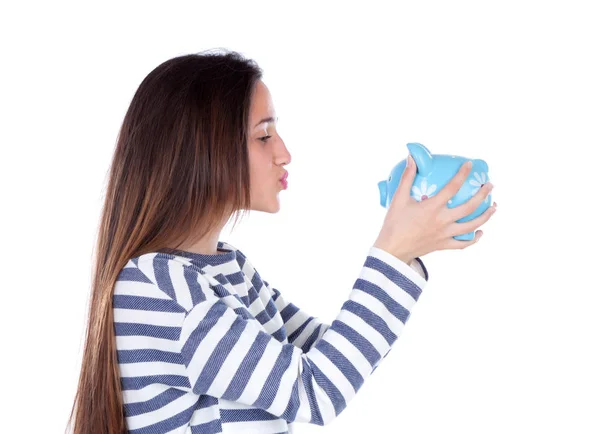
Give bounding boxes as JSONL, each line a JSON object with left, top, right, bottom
{"left": 440, "top": 230, "right": 483, "bottom": 251}
{"left": 448, "top": 202, "right": 496, "bottom": 237}
{"left": 393, "top": 154, "right": 417, "bottom": 206}
{"left": 449, "top": 182, "right": 494, "bottom": 221}
{"left": 435, "top": 161, "right": 473, "bottom": 205}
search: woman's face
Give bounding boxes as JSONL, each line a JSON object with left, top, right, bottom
{"left": 247, "top": 80, "right": 291, "bottom": 213}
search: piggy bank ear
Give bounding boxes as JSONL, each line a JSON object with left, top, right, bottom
{"left": 406, "top": 142, "right": 434, "bottom": 176}
{"left": 474, "top": 159, "right": 489, "bottom": 172}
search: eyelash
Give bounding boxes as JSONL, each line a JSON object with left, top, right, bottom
{"left": 259, "top": 135, "right": 272, "bottom": 143}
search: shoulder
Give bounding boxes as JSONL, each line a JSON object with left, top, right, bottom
{"left": 219, "top": 242, "right": 272, "bottom": 294}
{"left": 124, "top": 252, "right": 216, "bottom": 311}
{"left": 132, "top": 251, "right": 203, "bottom": 275}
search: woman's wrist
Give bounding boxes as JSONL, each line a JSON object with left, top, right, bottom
{"left": 372, "top": 240, "right": 414, "bottom": 265}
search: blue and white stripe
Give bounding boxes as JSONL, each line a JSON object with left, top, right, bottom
{"left": 114, "top": 242, "right": 428, "bottom": 433}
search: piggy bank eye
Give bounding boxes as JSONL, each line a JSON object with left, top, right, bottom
{"left": 388, "top": 176, "right": 392, "bottom": 181}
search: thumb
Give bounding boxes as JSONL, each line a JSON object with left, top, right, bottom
{"left": 392, "top": 154, "right": 417, "bottom": 205}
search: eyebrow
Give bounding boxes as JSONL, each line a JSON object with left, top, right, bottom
{"left": 254, "top": 116, "right": 279, "bottom": 128}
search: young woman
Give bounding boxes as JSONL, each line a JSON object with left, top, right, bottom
{"left": 68, "top": 49, "right": 496, "bottom": 434}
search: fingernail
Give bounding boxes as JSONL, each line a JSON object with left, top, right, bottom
{"left": 466, "top": 161, "right": 472, "bottom": 169}
{"left": 407, "top": 155, "right": 412, "bottom": 167}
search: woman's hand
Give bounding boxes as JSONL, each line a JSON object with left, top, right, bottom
{"left": 373, "top": 155, "right": 497, "bottom": 264}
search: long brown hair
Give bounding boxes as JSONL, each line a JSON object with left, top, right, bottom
{"left": 67, "top": 49, "right": 263, "bottom": 434}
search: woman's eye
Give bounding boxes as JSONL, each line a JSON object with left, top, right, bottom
{"left": 259, "top": 135, "right": 272, "bottom": 143}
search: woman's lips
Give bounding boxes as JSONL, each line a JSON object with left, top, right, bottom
{"left": 280, "top": 171, "right": 288, "bottom": 189}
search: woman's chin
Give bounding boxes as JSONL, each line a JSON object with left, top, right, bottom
{"left": 266, "top": 200, "right": 281, "bottom": 213}
{"left": 252, "top": 197, "right": 280, "bottom": 213}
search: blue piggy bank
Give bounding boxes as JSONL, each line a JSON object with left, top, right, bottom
{"left": 378, "top": 142, "right": 492, "bottom": 241}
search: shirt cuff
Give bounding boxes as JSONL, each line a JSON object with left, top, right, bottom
{"left": 410, "top": 257, "right": 429, "bottom": 281}
{"left": 368, "top": 246, "right": 428, "bottom": 289}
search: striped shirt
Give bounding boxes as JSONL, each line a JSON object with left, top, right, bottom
{"left": 114, "top": 241, "right": 428, "bottom": 433}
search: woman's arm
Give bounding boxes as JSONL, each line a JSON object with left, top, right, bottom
{"left": 175, "top": 246, "right": 428, "bottom": 426}
{"left": 264, "top": 281, "right": 331, "bottom": 352}
{"left": 263, "top": 257, "right": 427, "bottom": 353}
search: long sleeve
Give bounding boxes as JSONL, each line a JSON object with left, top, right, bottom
{"left": 265, "top": 280, "right": 330, "bottom": 353}
{"left": 176, "top": 246, "right": 428, "bottom": 426}
{"left": 265, "top": 257, "right": 427, "bottom": 354}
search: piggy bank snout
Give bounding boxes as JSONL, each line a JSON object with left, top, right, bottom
{"left": 378, "top": 180, "right": 387, "bottom": 207}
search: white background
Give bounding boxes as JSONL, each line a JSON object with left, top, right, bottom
{"left": 2, "top": 1, "right": 599, "bottom": 433}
